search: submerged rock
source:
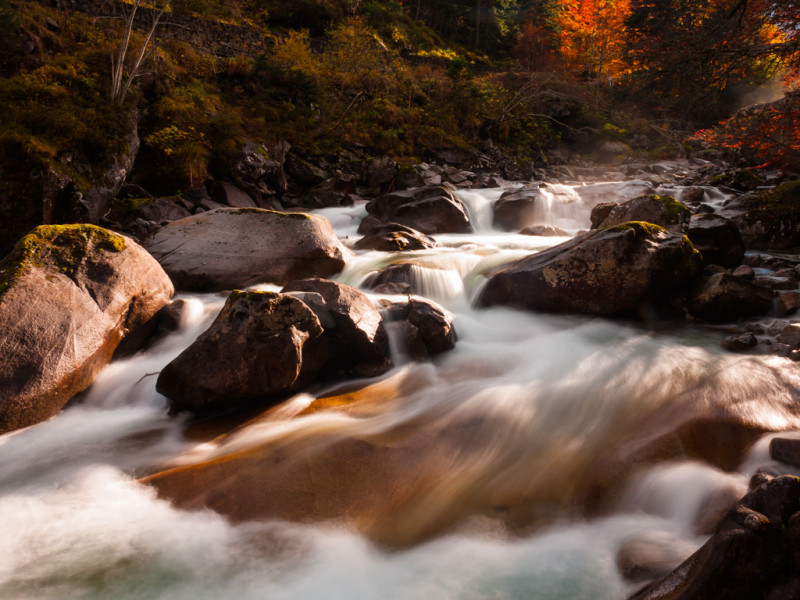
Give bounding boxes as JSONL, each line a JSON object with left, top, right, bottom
{"left": 0, "top": 224, "right": 173, "bottom": 434}
{"left": 143, "top": 208, "right": 350, "bottom": 291}
{"left": 479, "top": 222, "right": 702, "bottom": 316}
{"left": 157, "top": 291, "right": 325, "bottom": 413}
{"left": 364, "top": 185, "right": 471, "bottom": 234}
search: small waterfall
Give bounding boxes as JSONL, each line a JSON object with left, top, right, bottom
{"left": 532, "top": 183, "right": 587, "bottom": 230}
{"left": 457, "top": 188, "right": 504, "bottom": 233}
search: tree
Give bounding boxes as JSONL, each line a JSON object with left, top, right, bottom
{"left": 110, "top": 0, "right": 170, "bottom": 105}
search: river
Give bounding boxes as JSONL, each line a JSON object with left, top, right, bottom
{"left": 2, "top": 177, "right": 799, "bottom": 599}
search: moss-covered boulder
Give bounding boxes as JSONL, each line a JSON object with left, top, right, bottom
{"left": 479, "top": 222, "right": 702, "bottom": 316}
{"left": 143, "top": 208, "right": 351, "bottom": 291}
{"left": 157, "top": 291, "right": 325, "bottom": 414}
{"left": 724, "top": 181, "right": 800, "bottom": 250}
{"left": 364, "top": 185, "right": 472, "bottom": 234}
{"left": 0, "top": 224, "right": 173, "bottom": 434}
{"left": 592, "top": 194, "right": 691, "bottom": 233}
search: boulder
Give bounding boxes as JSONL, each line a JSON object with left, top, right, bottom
{"left": 630, "top": 476, "right": 800, "bottom": 600}
{"left": 231, "top": 139, "right": 289, "bottom": 193}
{"left": 686, "top": 214, "right": 746, "bottom": 268}
{"left": 354, "top": 223, "right": 437, "bottom": 252}
{"left": 492, "top": 184, "right": 540, "bottom": 231}
{"left": 520, "top": 225, "right": 568, "bottom": 237}
{"left": 213, "top": 181, "right": 257, "bottom": 208}
{"left": 157, "top": 291, "right": 325, "bottom": 413}
{"left": 378, "top": 296, "right": 457, "bottom": 359}
{"left": 770, "top": 437, "right": 800, "bottom": 468}
{"left": 590, "top": 202, "right": 618, "bottom": 229}
{"left": 687, "top": 273, "right": 773, "bottom": 323}
{"left": 721, "top": 332, "right": 758, "bottom": 352}
{"left": 284, "top": 153, "right": 328, "bottom": 187}
{"left": 282, "top": 278, "right": 391, "bottom": 378}
{"left": 143, "top": 208, "right": 350, "bottom": 291}
{"left": 593, "top": 194, "right": 691, "bottom": 233}
{"left": 479, "top": 222, "right": 702, "bottom": 316}
{"left": 723, "top": 181, "right": 800, "bottom": 250}
{"left": 0, "top": 224, "right": 173, "bottom": 433}
{"left": 364, "top": 185, "right": 472, "bottom": 234}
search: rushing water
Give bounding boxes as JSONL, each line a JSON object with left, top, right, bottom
{"left": 2, "top": 179, "right": 800, "bottom": 599}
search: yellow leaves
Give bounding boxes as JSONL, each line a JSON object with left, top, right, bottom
{"left": 270, "top": 30, "right": 318, "bottom": 76}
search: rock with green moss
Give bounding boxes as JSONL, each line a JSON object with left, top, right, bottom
{"left": 143, "top": 207, "right": 351, "bottom": 291}
{"left": 593, "top": 194, "right": 691, "bottom": 233}
{"left": 157, "top": 290, "right": 325, "bottom": 413}
{"left": 0, "top": 224, "right": 173, "bottom": 434}
{"left": 723, "top": 181, "right": 800, "bottom": 250}
{"left": 479, "top": 221, "right": 702, "bottom": 315}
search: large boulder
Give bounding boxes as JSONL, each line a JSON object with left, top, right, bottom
{"left": 687, "top": 273, "right": 773, "bottom": 322}
{"left": 378, "top": 296, "right": 457, "bottom": 360}
{"left": 157, "top": 291, "right": 325, "bottom": 413}
{"left": 686, "top": 214, "right": 745, "bottom": 269}
{"left": 630, "top": 475, "right": 800, "bottom": 600}
{"left": 492, "top": 184, "right": 540, "bottom": 231}
{"left": 282, "top": 278, "right": 392, "bottom": 378}
{"left": 592, "top": 194, "right": 691, "bottom": 233}
{"left": 722, "top": 181, "right": 800, "bottom": 250}
{"left": 143, "top": 208, "right": 350, "bottom": 291}
{"left": 0, "top": 224, "right": 173, "bottom": 434}
{"left": 364, "top": 185, "right": 472, "bottom": 234}
{"left": 479, "top": 222, "right": 702, "bottom": 315}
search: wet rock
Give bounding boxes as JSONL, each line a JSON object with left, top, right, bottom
{"left": 479, "top": 222, "right": 702, "bottom": 316}
{"left": 519, "top": 225, "right": 569, "bottom": 237}
{"left": 354, "top": 223, "right": 437, "bottom": 252}
{"left": 778, "top": 324, "right": 800, "bottom": 349}
{"left": 723, "top": 181, "right": 800, "bottom": 250}
{"left": 778, "top": 292, "right": 800, "bottom": 317}
{"left": 721, "top": 332, "right": 758, "bottom": 352}
{"left": 492, "top": 184, "right": 540, "bottom": 231}
{"left": 770, "top": 437, "right": 800, "bottom": 468}
{"left": 688, "top": 274, "right": 773, "bottom": 323}
{"left": 594, "top": 194, "right": 691, "bottom": 233}
{"left": 732, "top": 265, "right": 755, "bottom": 280}
{"left": 630, "top": 476, "right": 800, "bottom": 600}
{"left": 0, "top": 225, "right": 173, "bottom": 434}
{"left": 617, "top": 532, "right": 699, "bottom": 582}
{"left": 364, "top": 185, "right": 472, "bottom": 234}
{"left": 157, "top": 291, "right": 325, "bottom": 413}
{"left": 143, "top": 208, "right": 350, "bottom": 291}
{"left": 281, "top": 278, "right": 391, "bottom": 378}
{"left": 687, "top": 214, "right": 746, "bottom": 269}
{"left": 590, "top": 202, "right": 618, "bottom": 229}
{"left": 378, "top": 296, "right": 457, "bottom": 359}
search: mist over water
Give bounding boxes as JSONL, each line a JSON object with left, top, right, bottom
{"left": 3, "top": 181, "right": 800, "bottom": 598}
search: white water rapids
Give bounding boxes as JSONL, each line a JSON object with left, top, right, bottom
{"left": 2, "top": 180, "right": 799, "bottom": 599}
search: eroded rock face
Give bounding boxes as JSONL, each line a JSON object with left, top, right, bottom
{"left": 479, "top": 222, "right": 702, "bottom": 316}
{"left": 687, "top": 273, "right": 773, "bottom": 323}
{"left": 157, "top": 291, "right": 325, "bottom": 413}
{"left": 282, "top": 278, "right": 392, "bottom": 378}
{"left": 686, "top": 214, "right": 745, "bottom": 269}
{"left": 0, "top": 225, "right": 173, "bottom": 434}
{"left": 143, "top": 208, "right": 351, "bottom": 291}
{"left": 593, "top": 194, "right": 691, "bottom": 233}
{"left": 364, "top": 185, "right": 472, "bottom": 234}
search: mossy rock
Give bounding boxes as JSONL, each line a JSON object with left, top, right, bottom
{"left": 596, "top": 195, "right": 691, "bottom": 234}
{"left": 729, "top": 180, "right": 800, "bottom": 250}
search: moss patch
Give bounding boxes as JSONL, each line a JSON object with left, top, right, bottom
{"left": 0, "top": 224, "right": 126, "bottom": 297}
{"left": 607, "top": 220, "right": 667, "bottom": 237}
